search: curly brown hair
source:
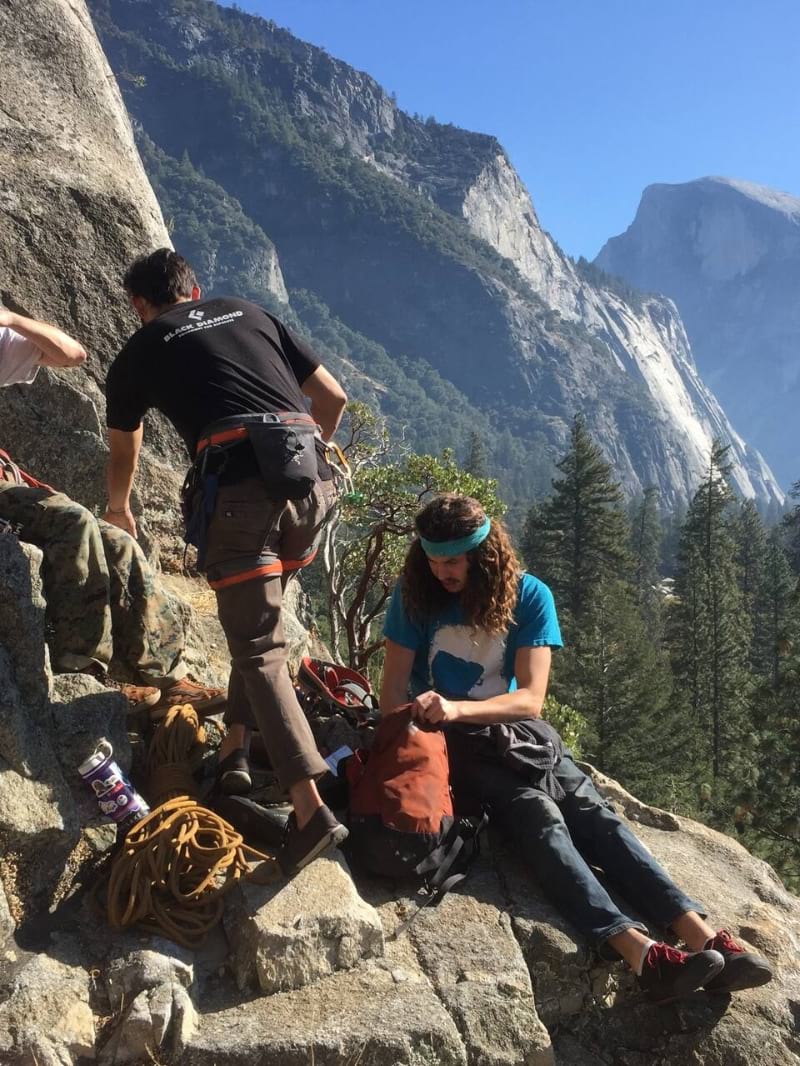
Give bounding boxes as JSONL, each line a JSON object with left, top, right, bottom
{"left": 401, "top": 494, "right": 521, "bottom": 634}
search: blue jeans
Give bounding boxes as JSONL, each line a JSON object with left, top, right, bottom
{"left": 447, "top": 736, "right": 704, "bottom": 951}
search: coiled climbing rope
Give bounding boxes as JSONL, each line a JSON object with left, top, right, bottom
{"left": 106, "top": 704, "right": 279, "bottom": 948}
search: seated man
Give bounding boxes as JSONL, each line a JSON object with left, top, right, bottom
{"left": 0, "top": 304, "right": 224, "bottom": 713}
{"left": 380, "top": 492, "right": 774, "bottom": 1004}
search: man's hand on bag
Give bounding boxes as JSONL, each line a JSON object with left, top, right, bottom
{"left": 411, "top": 690, "right": 461, "bottom": 726}
{"left": 103, "top": 505, "right": 137, "bottom": 538}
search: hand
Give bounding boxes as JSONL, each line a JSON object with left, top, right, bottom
{"left": 103, "top": 506, "right": 137, "bottom": 538}
{"left": 410, "top": 690, "right": 461, "bottom": 726}
{"left": 0, "top": 308, "right": 13, "bottom": 328}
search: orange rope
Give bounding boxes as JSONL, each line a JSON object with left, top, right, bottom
{"left": 106, "top": 705, "right": 279, "bottom": 948}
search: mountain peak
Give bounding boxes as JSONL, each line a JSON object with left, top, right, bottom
{"left": 596, "top": 176, "right": 800, "bottom": 486}
{"left": 640, "top": 176, "right": 800, "bottom": 220}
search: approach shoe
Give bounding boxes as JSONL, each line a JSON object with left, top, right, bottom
{"left": 702, "top": 929, "right": 774, "bottom": 993}
{"left": 217, "top": 748, "right": 252, "bottom": 796}
{"left": 637, "top": 942, "right": 725, "bottom": 1004}
{"left": 118, "top": 682, "right": 161, "bottom": 714}
{"left": 152, "top": 678, "right": 227, "bottom": 719}
{"left": 279, "top": 804, "right": 349, "bottom": 876}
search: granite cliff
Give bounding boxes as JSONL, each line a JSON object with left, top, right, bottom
{"left": 0, "top": 0, "right": 177, "bottom": 528}
{"left": 597, "top": 176, "right": 800, "bottom": 488}
{"left": 86, "top": 0, "right": 783, "bottom": 509}
{"left": 1, "top": 4, "right": 799, "bottom": 1064}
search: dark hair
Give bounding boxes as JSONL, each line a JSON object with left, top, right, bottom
{"left": 401, "top": 494, "right": 520, "bottom": 634}
{"left": 123, "top": 248, "right": 197, "bottom": 307}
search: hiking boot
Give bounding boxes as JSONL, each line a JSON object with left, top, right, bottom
{"left": 152, "top": 678, "right": 227, "bottom": 719}
{"left": 117, "top": 682, "right": 161, "bottom": 714}
{"left": 637, "top": 942, "right": 725, "bottom": 1004}
{"left": 217, "top": 748, "right": 252, "bottom": 796}
{"left": 702, "top": 929, "right": 775, "bottom": 994}
{"left": 279, "top": 805, "right": 349, "bottom": 876}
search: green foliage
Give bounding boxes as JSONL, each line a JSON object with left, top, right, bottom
{"left": 541, "top": 694, "right": 588, "bottom": 757}
{"left": 551, "top": 578, "right": 674, "bottom": 788}
{"left": 136, "top": 133, "right": 287, "bottom": 308}
{"left": 740, "top": 633, "right": 800, "bottom": 892}
{"left": 573, "top": 257, "right": 651, "bottom": 312}
{"left": 628, "top": 487, "right": 664, "bottom": 638}
{"left": 780, "top": 479, "right": 800, "bottom": 574}
{"left": 522, "top": 414, "right": 631, "bottom": 631}
{"left": 667, "top": 442, "right": 752, "bottom": 819}
{"left": 319, "top": 403, "right": 502, "bottom": 668}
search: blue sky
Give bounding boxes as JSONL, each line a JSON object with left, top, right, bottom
{"left": 219, "top": 0, "right": 800, "bottom": 259}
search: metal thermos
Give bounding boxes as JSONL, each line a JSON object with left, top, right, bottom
{"left": 78, "top": 740, "right": 150, "bottom": 834}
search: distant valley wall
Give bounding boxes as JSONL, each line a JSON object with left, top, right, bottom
{"left": 87, "top": 0, "right": 783, "bottom": 509}
{"left": 597, "top": 176, "right": 800, "bottom": 488}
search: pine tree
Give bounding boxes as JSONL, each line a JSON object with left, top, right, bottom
{"left": 667, "top": 442, "right": 751, "bottom": 797}
{"left": 629, "top": 486, "right": 663, "bottom": 638}
{"left": 740, "top": 587, "right": 800, "bottom": 891}
{"left": 464, "top": 429, "right": 488, "bottom": 479}
{"left": 733, "top": 499, "right": 768, "bottom": 674}
{"left": 781, "top": 480, "right": 800, "bottom": 575}
{"left": 524, "top": 414, "right": 631, "bottom": 632}
{"left": 557, "top": 579, "right": 674, "bottom": 792}
{"left": 758, "top": 530, "right": 798, "bottom": 690}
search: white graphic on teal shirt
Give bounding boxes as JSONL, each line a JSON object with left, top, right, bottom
{"left": 427, "top": 625, "right": 507, "bottom": 698}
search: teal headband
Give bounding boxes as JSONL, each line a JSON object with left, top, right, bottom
{"left": 419, "top": 516, "right": 491, "bottom": 558}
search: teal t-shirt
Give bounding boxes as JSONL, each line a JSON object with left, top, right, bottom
{"left": 383, "top": 572, "right": 563, "bottom": 700}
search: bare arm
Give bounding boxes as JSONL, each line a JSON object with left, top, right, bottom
{"left": 302, "top": 365, "right": 347, "bottom": 441}
{"left": 104, "top": 426, "right": 143, "bottom": 537}
{"left": 380, "top": 639, "right": 417, "bottom": 714}
{"left": 0, "top": 309, "right": 86, "bottom": 368}
{"left": 411, "top": 646, "right": 553, "bottom": 727}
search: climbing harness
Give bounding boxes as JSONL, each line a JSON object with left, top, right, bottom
{"left": 181, "top": 411, "right": 320, "bottom": 570}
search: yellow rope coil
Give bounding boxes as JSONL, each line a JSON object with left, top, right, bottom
{"left": 106, "top": 704, "right": 279, "bottom": 948}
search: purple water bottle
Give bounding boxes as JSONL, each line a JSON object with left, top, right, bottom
{"left": 78, "top": 740, "right": 150, "bottom": 835}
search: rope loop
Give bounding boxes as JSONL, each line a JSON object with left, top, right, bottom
{"left": 106, "top": 705, "right": 280, "bottom": 947}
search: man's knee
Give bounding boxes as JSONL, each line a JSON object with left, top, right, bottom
{"left": 510, "top": 789, "right": 566, "bottom": 838}
{"left": 99, "top": 520, "right": 141, "bottom": 568}
{"left": 36, "top": 493, "right": 103, "bottom": 553}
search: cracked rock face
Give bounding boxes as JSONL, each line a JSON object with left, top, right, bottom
{"left": 224, "top": 853, "right": 385, "bottom": 994}
{"left": 0, "top": 0, "right": 185, "bottom": 547}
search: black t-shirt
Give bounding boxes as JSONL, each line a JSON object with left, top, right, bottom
{"left": 106, "top": 297, "right": 331, "bottom": 479}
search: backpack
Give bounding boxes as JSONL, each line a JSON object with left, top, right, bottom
{"left": 345, "top": 707, "right": 486, "bottom": 927}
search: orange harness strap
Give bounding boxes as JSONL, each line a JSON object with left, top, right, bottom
{"left": 208, "top": 547, "right": 318, "bottom": 590}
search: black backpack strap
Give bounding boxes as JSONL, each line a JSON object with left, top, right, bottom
{"left": 391, "top": 812, "right": 490, "bottom": 939}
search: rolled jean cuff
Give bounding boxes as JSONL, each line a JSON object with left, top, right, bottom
{"left": 658, "top": 893, "right": 707, "bottom": 927}
{"left": 277, "top": 750, "right": 330, "bottom": 792}
{"left": 223, "top": 700, "right": 255, "bottom": 729}
{"left": 595, "top": 918, "right": 649, "bottom": 959}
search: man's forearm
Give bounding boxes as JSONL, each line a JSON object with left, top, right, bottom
{"left": 0, "top": 310, "right": 86, "bottom": 367}
{"left": 106, "top": 427, "right": 143, "bottom": 510}
{"left": 107, "top": 456, "right": 136, "bottom": 511}
{"left": 311, "top": 396, "right": 346, "bottom": 441}
{"left": 453, "top": 688, "right": 543, "bottom": 725}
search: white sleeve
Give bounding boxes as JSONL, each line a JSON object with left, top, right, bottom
{"left": 0, "top": 327, "right": 41, "bottom": 386}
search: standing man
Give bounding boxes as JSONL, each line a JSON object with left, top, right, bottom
{"left": 381, "top": 493, "right": 774, "bottom": 1003}
{"left": 106, "top": 248, "right": 349, "bottom": 873}
{"left": 0, "top": 304, "right": 222, "bottom": 713}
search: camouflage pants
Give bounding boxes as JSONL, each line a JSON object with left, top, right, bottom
{"left": 0, "top": 483, "right": 186, "bottom": 686}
